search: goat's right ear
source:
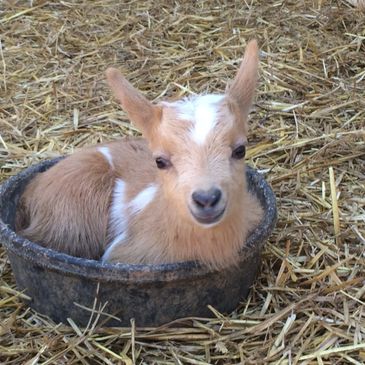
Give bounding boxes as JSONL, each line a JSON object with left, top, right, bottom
{"left": 106, "top": 68, "right": 161, "bottom": 135}
{"left": 227, "top": 40, "right": 259, "bottom": 120}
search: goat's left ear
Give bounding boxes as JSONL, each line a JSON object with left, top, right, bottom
{"left": 227, "top": 39, "right": 259, "bottom": 120}
{"left": 106, "top": 68, "right": 161, "bottom": 136}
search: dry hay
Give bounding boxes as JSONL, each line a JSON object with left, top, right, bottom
{"left": 0, "top": 0, "right": 365, "bottom": 364}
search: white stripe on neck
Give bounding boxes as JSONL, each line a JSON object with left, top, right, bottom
{"left": 102, "top": 181, "right": 158, "bottom": 262}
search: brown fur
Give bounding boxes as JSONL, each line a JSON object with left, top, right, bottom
{"left": 16, "top": 40, "right": 263, "bottom": 268}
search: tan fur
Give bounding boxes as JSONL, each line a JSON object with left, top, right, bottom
{"left": 16, "top": 40, "right": 263, "bottom": 268}
{"left": 16, "top": 139, "right": 155, "bottom": 259}
{"left": 109, "top": 168, "right": 262, "bottom": 268}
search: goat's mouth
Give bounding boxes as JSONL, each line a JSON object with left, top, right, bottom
{"left": 189, "top": 206, "right": 226, "bottom": 226}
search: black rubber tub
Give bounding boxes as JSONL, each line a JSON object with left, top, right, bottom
{"left": 0, "top": 158, "right": 276, "bottom": 327}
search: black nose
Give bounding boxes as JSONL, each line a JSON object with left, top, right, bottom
{"left": 192, "top": 188, "right": 222, "bottom": 209}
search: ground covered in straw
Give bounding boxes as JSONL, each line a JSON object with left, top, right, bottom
{"left": 1, "top": 1, "right": 364, "bottom": 364}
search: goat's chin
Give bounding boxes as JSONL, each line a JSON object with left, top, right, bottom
{"left": 188, "top": 205, "right": 226, "bottom": 228}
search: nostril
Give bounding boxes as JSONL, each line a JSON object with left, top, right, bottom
{"left": 210, "top": 188, "right": 222, "bottom": 207}
{"left": 192, "top": 188, "right": 222, "bottom": 209}
{"left": 192, "top": 191, "right": 209, "bottom": 208}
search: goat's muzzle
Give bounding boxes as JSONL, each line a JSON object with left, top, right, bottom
{"left": 189, "top": 187, "right": 226, "bottom": 226}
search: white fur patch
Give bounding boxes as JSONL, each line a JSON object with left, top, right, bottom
{"left": 165, "top": 94, "right": 225, "bottom": 145}
{"left": 98, "top": 146, "right": 114, "bottom": 168}
{"left": 102, "top": 179, "right": 127, "bottom": 262}
{"left": 192, "top": 95, "right": 224, "bottom": 144}
{"left": 102, "top": 182, "right": 158, "bottom": 262}
{"left": 129, "top": 184, "right": 158, "bottom": 215}
{"left": 102, "top": 232, "right": 127, "bottom": 262}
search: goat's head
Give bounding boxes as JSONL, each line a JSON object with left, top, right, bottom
{"left": 106, "top": 40, "right": 259, "bottom": 227}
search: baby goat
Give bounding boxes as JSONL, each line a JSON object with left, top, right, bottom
{"left": 16, "top": 40, "right": 263, "bottom": 269}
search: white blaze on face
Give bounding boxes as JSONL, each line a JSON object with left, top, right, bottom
{"left": 165, "top": 94, "right": 225, "bottom": 145}
{"left": 191, "top": 94, "right": 224, "bottom": 144}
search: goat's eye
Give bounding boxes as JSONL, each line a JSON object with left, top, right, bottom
{"left": 155, "top": 157, "right": 171, "bottom": 169}
{"left": 231, "top": 145, "right": 246, "bottom": 160}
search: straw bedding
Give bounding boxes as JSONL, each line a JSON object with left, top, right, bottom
{"left": 1, "top": 0, "right": 364, "bottom": 364}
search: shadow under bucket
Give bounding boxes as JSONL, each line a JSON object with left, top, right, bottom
{"left": 0, "top": 159, "right": 277, "bottom": 327}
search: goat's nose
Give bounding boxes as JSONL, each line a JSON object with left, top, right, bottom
{"left": 192, "top": 188, "right": 222, "bottom": 209}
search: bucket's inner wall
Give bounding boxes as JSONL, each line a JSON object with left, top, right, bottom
{"left": 1, "top": 175, "right": 30, "bottom": 230}
{"left": 247, "top": 168, "right": 267, "bottom": 210}
{"left": 0, "top": 159, "right": 62, "bottom": 230}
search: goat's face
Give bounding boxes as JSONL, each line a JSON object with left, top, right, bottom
{"left": 106, "top": 39, "right": 259, "bottom": 227}
{"left": 148, "top": 96, "right": 248, "bottom": 226}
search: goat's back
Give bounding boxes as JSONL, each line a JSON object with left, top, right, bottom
{"left": 16, "top": 138, "right": 155, "bottom": 259}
